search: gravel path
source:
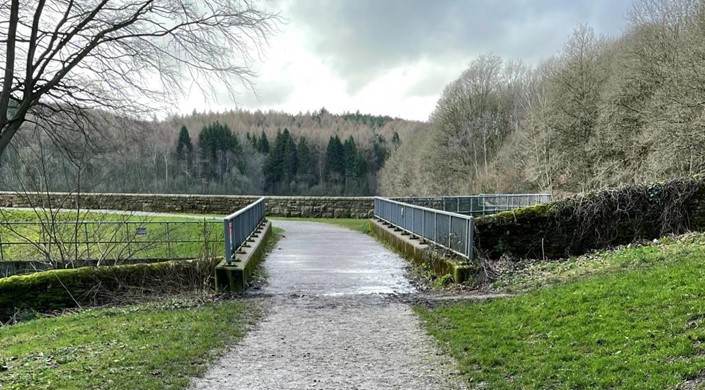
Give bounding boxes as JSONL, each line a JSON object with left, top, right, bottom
{"left": 190, "top": 220, "right": 466, "bottom": 390}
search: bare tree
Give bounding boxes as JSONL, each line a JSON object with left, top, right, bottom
{"left": 0, "top": 0, "right": 279, "bottom": 156}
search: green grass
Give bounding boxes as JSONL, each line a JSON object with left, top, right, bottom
{"left": 418, "top": 235, "right": 705, "bottom": 389}
{"left": 270, "top": 217, "right": 370, "bottom": 234}
{"left": 0, "top": 209, "right": 223, "bottom": 262}
{"left": 0, "top": 298, "right": 261, "bottom": 389}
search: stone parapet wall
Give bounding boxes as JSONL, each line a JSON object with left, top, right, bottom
{"left": 0, "top": 192, "right": 374, "bottom": 218}
{"left": 474, "top": 178, "right": 705, "bottom": 260}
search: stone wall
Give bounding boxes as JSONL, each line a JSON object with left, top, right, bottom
{"left": 474, "top": 178, "right": 705, "bottom": 260}
{"left": 0, "top": 192, "right": 374, "bottom": 218}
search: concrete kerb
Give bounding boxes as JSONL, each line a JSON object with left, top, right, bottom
{"left": 215, "top": 220, "right": 273, "bottom": 292}
{"left": 368, "top": 218, "right": 475, "bottom": 284}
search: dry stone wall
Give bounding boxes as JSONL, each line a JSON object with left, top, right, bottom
{"left": 0, "top": 192, "right": 374, "bottom": 218}
{"left": 474, "top": 177, "right": 705, "bottom": 260}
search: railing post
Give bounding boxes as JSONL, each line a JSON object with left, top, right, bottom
{"left": 467, "top": 217, "right": 474, "bottom": 261}
{"left": 448, "top": 214, "right": 452, "bottom": 249}
{"left": 223, "top": 219, "right": 231, "bottom": 264}
{"left": 434, "top": 211, "right": 437, "bottom": 243}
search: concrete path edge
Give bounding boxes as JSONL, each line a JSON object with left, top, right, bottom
{"left": 215, "top": 221, "right": 272, "bottom": 292}
{"left": 369, "top": 218, "right": 476, "bottom": 283}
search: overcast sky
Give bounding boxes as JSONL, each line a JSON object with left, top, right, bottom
{"left": 179, "top": 0, "right": 633, "bottom": 121}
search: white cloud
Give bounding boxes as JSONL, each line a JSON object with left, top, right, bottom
{"left": 175, "top": 0, "right": 632, "bottom": 121}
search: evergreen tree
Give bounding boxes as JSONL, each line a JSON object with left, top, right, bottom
{"left": 175, "top": 125, "right": 193, "bottom": 160}
{"left": 324, "top": 135, "right": 345, "bottom": 184}
{"left": 263, "top": 129, "right": 284, "bottom": 191}
{"left": 248, "top": 132, "right": 258, "bottom": 150}
{"left": 391, "top": 131, "right": 401, "bottom": 149}
{"left": 297, "top": 136, "right": 313, "bottom": 186}
{"left": 371, "top": 134, "right": 389, "bottom": 171}
{"left": 258, "top": 131, "right": 270, "bottom": 154}
{"left": 343, "top": 136, "right": 358, "bottom": 179}
{"left": 198, "top": 121, "right": 239, "bottom": 181}
{"left": 282, "top": 128, "right": 298, "bottom": 183}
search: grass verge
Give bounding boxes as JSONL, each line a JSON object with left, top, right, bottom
{"left": 0, "top": 209, "right": 223, "bottom": 262}
{"left": 417, "top": 234, "right": 705, "bottom": 389}
{"left": 269, "top": 218, "right": 370, "bottom": 234}
{"left": 0, "top": 297, "right": 261, "bottom": 389}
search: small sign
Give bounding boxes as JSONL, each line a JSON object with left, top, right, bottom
{"left": 136, "top": 227, "right": 148, "bottom": 236}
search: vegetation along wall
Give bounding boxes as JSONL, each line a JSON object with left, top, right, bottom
{"left": 475, "top": 178, "right": 705, "bottom": 260}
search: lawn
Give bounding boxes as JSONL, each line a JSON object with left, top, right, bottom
{"left": 0, "top": 297, "right": 262, "bottom": 389}
{"left": 418, "top": 235, "right": 705, "bottom": 389}
{"left": 0, "top": 209, "right": 223, "bottom": 262}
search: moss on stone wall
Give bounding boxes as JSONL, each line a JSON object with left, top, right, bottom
{"left": 475, "top": 177, "right": 705, "bottom": 260}
{"left": 0, "top": 258, "right": 219, "bottom": 321}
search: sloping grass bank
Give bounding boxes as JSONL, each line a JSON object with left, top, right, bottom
{"left": 0, "top": 298, "right": 262, "bottom": 389}
{"left": 418, "top": 235, "right": 705, "bottom": 389}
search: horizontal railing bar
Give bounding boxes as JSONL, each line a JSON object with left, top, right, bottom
{"left": 223, "top": 197, "right": 266, "bottom": 221}
{"left": 378, "top": 197, "right": 473, "bottom": 220}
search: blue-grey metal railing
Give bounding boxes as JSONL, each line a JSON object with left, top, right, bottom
{"left": 224, "top": 197, "right": 266, "bottom": 264}
{"left": 374, "top": 197, "right": 474, "bottom": 261}
{"left": 391, "top": 194, "right": 552, "bottom": 217}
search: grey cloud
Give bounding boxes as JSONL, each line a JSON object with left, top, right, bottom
{"left": 286, "top": 0, "right": 631, "bottom": 92}
{"left": 404, "top": 64, "right": 463, "bottom": 97}
{"left": 238, "top": 79, "right": 295, "bottom": 107}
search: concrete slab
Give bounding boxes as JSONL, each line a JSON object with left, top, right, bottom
{"left": 261, "top": 220, "right": 414, "bottom": 296}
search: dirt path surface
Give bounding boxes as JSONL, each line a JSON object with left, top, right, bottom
{"left": 190, "top": 220, "right": 466, "bottom": 390}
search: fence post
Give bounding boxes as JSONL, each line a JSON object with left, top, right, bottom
{"left": 203, "top": 219, "right": 210, "bottom": 260}
{"left": 84, "top": 223, "right": 90, "bottom": 260}
{"left": 165, "top": 222, "right": 172, "bottom": 259}
{"left": 0, "top": 228, "right": 4, "bottom": 261}
{"left": 125, "top": 223, "right": 132, "bottom": 255}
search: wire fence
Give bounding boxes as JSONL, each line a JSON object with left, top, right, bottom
{"left": 374, "top": 197, "right": 474, "bottom": 261}
{"left": 0, "top": 219, "right": 223, "bottom": 263}
{"left": 391, "top": 194, "right": 552, "bottom": 217}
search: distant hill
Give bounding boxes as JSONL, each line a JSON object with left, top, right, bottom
{"left": 1, "top": 107, "right": 427, "bottom": 196}
{"left": 164, "top": 108, "right": 425, "bottom": 151}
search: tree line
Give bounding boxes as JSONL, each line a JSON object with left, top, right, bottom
{"left": 173, "top": 121, "right": 397, "bottom": 195}
{"left": 0, "top": 109, "right": 411, "bottom": 196}
{"left": 381, "top": 0, "right": 705, "bottom": 197}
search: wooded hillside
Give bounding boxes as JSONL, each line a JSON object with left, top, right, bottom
{"left": 0, "top": 108, "right": 423, "bottom": 195}
{"left": 380, "top": 0, "right": 705, "bottom": 197}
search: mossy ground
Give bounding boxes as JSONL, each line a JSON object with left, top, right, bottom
{"left": 0, "top": 297, "right": 262, "bottom": 389}
{"left": 418, "top": 233, "right": 705, "bottom": 389}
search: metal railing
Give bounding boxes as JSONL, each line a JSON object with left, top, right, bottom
{"left": 224, "top": 197, "right": 266, "bottom": 264}
{"left": 391, "top": 194, "right": 552, "bottom": 217}
{"left": 0, "top": 219, "right": 223, "bottom": 262}
{"left": 374, "top": 197, "right": 474, "bottom": 261}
